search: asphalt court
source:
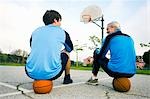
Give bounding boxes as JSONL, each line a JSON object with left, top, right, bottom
{"left": 0, "top": 78, "right": 111, "bottom": 98}
{"left": 0, "top": 66, "right": 150, "bottom": 99}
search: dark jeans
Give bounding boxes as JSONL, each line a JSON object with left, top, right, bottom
{"left": 49, "top": 52, "right": 69, "bottom": 80}
{"left": 92, "top": 50, "right": 134, "bottom": 78}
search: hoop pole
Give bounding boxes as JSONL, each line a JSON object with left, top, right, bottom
{"left": 101, "top": 15, "right": 104, "bottom": 43}
{"left": 91, "top": 15, "right": 104, "bottom": 44}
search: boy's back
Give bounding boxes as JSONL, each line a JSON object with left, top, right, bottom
{"left": 26, "top": 25, "right": 65, "bottom": 80}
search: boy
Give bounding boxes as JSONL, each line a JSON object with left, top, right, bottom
{"left": 25, "top": 10, "right": 73, "bottom": 84}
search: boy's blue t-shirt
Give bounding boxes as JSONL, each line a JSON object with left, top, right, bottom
{"left": 26, "top": 24, "right": 65, "bottom": 80}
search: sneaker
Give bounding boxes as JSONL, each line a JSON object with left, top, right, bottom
{"left": 86, "top": 77, "right": 98, "bottom": 86}
{"left": 63, "top": 78, "right": 73, "bottom": 84}
{"left": 63, "top": 74, "right": 73, "bottom": 84}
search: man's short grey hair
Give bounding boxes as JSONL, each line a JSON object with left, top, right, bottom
{"left": 108, "top": 21, "right": 121, "bottom": 31}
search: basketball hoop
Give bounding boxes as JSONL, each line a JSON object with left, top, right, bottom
{"left": 82, "top": 15, "right": 91, "bottom": 24}
{"left": 80, "top": 5, "right": 102, "bottom": 23}
{"left": 80, "top": 5, "right": 104, "bottom": 43}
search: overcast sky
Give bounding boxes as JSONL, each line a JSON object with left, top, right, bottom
{"left": 0, "top": 0, "right": 149, "bottom": 61}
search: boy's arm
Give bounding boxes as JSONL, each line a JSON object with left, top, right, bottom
{"left": 30, "top": 36, "right": 32, "bottom": 47}
{"left": 64, "top": 31, "right": 73, "bottom": 53}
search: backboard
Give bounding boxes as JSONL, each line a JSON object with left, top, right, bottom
{"left": 80, "top": 5, "right": 102, "bottom": 23}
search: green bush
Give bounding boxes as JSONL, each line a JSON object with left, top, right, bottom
{"left": 143, "top": 50, "right": 150, "bottom": 64}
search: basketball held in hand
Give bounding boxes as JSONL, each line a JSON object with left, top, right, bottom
{"left": 33, "top": 80, "right": 53, "bottom": 94}
{"left": 112, "top": 77, "right": 131, "bottom": 92}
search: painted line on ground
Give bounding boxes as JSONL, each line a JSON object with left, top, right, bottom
{"left": 0, "top": 92, "right": 22, "bottom": 98}
{"left": 23, "top": 77, "right": 111, "bottom": 93}
{"left": 0, "top": 81, "right": 31, "bottom": 98}
{"left": 20, "top": 77, "right": 111, "bottom": 93}
{"left": 0, "top": 77, "right": 111, "bottom": 98}
{"left": 0, "top": 82, "right": 17, "bottom": 90}
{"left": 0, "top": 82, "right": 30, "bottom": 91}
{"left": 54, "top": 77, "right": 111, "bottom": 89}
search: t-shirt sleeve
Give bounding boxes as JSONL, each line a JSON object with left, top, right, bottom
{"left": 64, "top": 31, "right": 73, "bottom": 52}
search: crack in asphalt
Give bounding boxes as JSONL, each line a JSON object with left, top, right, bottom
{"left": 3, "top": 81, "right": 149, "bottom": 99}
{"left": 105, "top": 91, "right": 110, "bottom": 99}
{"left": 16, "top": 82, "right": 34, "bottom": 99}
{"left": 102, "top": 84, "right": 150, "bottom": 99}
{"left": 104, "top": 90, "right": 150, "bottom": 99}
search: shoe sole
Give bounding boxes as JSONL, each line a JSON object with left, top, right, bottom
{"left": 85, "top": 82, "right": 99, "bottom": 86}
{"left": 63, "top": 82, "right": 73, "bottom": 84}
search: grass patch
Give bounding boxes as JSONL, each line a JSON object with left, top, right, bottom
{"left": 136, "top": 69, "right": 150, "bottom": 75}
{"left": 1, "top": 63, "right": 150, "bottom": 75}
{"left": 0, "top": 63, "right": 25, "bottom": 66}
{"left": 71, "top": 66, "right": 92, "bottom": 71}
{"left": 71, "top": 65, "right": 103, "bottom": 71}
{"left": 71, "top": 65, "right": 150, "bottom": 75}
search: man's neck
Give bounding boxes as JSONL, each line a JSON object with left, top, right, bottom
{"left": 109, "top": 30, "right": 121, "bottom": 35}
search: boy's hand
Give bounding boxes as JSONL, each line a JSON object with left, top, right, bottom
{"left": 61, "top": 49, "right": 70, "bottom": 56}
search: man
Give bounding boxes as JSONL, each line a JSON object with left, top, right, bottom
{"left": 25, "top": 10, "right": 73, "bottom": 84}
{"left": 86, "top": 21, "right": 136, "bottom": 85}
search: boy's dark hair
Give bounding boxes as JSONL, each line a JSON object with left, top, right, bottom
{"left": 43, "top": 10, "right": 62, "bottom": 25}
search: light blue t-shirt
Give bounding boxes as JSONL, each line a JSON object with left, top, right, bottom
{"left": 26, "top": 24, "right": 65, "bottom": 80}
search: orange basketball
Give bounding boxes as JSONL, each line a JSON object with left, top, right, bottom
{"left": 112, "top": 77, "right": 131, "bottom": 92}
{"left": 33, "top": 80, "right": 53, "bottom": 94}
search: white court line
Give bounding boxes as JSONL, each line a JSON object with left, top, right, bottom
{"left": 54, "top": 77, "right": 111, "bottom": 89}
{"left": 0, "top": 82, "right": 17, "bottom": 90}
{"left": 0, "top": 82, "right": 30, "bottom": 92}
{"left": 0, "top": 92, "right": 22, "bottom": 98}
{"left": 0, "top": 82, "right": 31, "bottom": 98}
{"left": 0, "top": 77, "right": 111, "bottom": 98}
{"left": 23, "top": 77, "right": 111, "bottom": 93}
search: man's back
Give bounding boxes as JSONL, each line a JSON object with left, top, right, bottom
{"left": 108, "top": 35, "right": 136, "bottom": 74}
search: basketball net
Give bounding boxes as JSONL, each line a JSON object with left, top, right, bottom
{"left": 82, "top": 15, "right": 91, "bottom": 24}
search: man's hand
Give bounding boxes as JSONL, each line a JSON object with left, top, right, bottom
{"left": 83, "top": 56, "right": 94, "bottom": 65}
{"left": 136, "top": 62, "right": 145, "bottom": 69}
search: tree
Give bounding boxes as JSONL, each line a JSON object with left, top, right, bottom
{"left": 74, "top": 40, "right": 86, "bottom": 67}
{"left": 11, "top": 49, "right": 22, "bottom": 63}
{"left": 140, "top": 42, "right": 150, "bottom": 67}
{"left": 11, "top": 49, "right": 28, "bottom": 63}
{"left": 11, "top": 49, "right": 22, "bottom": 56}
{"left": 0, "top": 49, "right": 2, "bottom": 54}
{"left": 0, "top": 54, "right": 8, "bottom": 63}
{"left": 143, "top": 50, "right": 150, "bottom": 65}
{"left": 140, "top": 42, "right": 150, "bottom": 48}
{"left": 21, "top": 50, "right": 28, "bottom": 63}
{"left": 89, "top": 35, "right": 101, "bottom": 50}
